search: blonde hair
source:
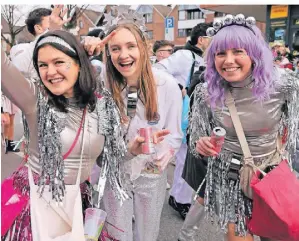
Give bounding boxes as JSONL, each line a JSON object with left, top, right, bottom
{"left": 104, "top": 23, "right": 158, "bottom": 121}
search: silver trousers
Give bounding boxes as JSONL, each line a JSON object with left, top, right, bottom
{"left": 102, "top": 171, "right": 167, "bottom": 241}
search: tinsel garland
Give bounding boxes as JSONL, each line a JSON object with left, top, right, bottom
{"left": 21, "top": 83, "right": 128, "bottom": 205}
{"left": 188, "top": 70, "right": 299, "bottom": 236}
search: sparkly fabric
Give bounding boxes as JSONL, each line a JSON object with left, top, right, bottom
{"left": 102, "top": 171, "right": 167, "bottom": 241}
{"left": 2, "top": 166, "right": 92, "bottom": 241}
{"left": 189, "top": 69, "right": 299, "bottom": 236}
{"left": 94, "top": 89, "right": 128, "bottom": 207}
{"left": 2, "top": 48, "right": 128, "bottom": 233}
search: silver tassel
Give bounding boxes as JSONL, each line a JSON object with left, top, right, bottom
{"left": 94, "top": 88, "right": 128, "bottom": 207}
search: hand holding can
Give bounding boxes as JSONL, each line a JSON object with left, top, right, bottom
{"left": 210, "top": 127, "right": 226, "bottom": 153}
{"left": 138, "top": 127, "right": 155, "bottom": 155}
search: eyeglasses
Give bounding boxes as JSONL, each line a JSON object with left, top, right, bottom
{"left": 157, "top": 49, "right": 173, "bottom": 54}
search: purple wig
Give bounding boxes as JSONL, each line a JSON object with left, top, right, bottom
{"left": 204, "top": 25, "right": 277, "bottom": 108}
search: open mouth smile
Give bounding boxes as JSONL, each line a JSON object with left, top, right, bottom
{"left": 223, "top": 67, "right": 240, "bottom": 72}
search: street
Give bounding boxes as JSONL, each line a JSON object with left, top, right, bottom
{"left": 1, "top": 112, "right": 260, "bottom": 241}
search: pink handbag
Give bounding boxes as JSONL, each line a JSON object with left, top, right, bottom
{"left": 1, "top": 108, "right": 86, "bottom": 237}
{"left": 1, "top": 158, "right": 29, "bottom": 236}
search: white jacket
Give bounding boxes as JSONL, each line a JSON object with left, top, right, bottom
{"left": 153, "top": 49, "right": 204, "bottom": 87}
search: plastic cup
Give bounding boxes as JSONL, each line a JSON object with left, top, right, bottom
{"left": 84, "top": 208, "right": 107, "bottom": 241}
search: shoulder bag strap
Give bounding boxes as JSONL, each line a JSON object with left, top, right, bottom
{"left": 186, "top": 51, "right": 196, "bottom": 88}
{"left": 224, "top": 90, "right": 252, "bottom": 160}
{"left": 63, "top": 108, "right": 86, "bottom": 160}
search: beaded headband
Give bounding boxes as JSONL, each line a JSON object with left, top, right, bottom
{"left": 37, "top": 36, "right": 76, "bottom": 54}
{"left": 103, "top": 5, "right": 147, "bottom": 34}
{"left": 206, "top": 14, "right": 256, "bottom": 37}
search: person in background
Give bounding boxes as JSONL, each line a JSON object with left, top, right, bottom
{"left": 11, "top": 7, "right": 51, "bottom": 79}
{"left": 1, "top": 92, "right": 20, "bottom": 153}
{"left": 153, "top": 40, "right": 174, "bottom": 63}
{"left": 154, "top": 22, "right": 212, "bottom": 220}
{"left": 11, "top": 6, "right": 70, "bottom": 80}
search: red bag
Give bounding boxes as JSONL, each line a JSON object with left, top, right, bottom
{"left": 1, "top": 165, "right": 29, "bottom": 236}
{"left": 247, "top": 160, "right": 299, "bottom": 241}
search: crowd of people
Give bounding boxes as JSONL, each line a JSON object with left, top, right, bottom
{"left": 1, "top": 5, "right": 299, "bottom": 241}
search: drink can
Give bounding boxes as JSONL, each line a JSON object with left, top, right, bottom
{"left": 210, "top": 127, "right": 226, "bottom": 153}
{"left": 139, "top": 127, "right": 155, "bottom": 154}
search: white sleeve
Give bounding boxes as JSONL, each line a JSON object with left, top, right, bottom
{"left": 162, "top": 74, "right": 183, "bottom": 154}
{"left": 10, "top": 40, "right": 38, "bottom": 77}
{"left": 153, "top": 50, "right": 185, "bottom": 77}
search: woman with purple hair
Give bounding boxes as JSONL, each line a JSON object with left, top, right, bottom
{"left": 189, "top": 14, "right": 299, "bottom": 241}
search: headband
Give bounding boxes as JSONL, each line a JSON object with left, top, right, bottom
{"left": 37, "top": 36, "right": 76, "bottom": 54}
{"left": 206, "top": 14, "right": 256, "bottom": 37}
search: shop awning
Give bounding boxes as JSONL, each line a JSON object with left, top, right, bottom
{"left": 200, "top": 5, "right": 267, "bottom": 22}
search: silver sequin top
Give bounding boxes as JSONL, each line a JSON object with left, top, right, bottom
{"left": 213, "top": 76, "right": 285, "bottom": 157}
{"left": 190, "top": 69, "right": 299, "bottom": 166}
{"left": 1, "top": 49, "right": 105, "bottom": 184}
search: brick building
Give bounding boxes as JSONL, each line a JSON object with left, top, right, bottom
{"left": 136, "top": 5, "right": 172, "bottom": 44}
{"left": 135, "top": 5, "right": 266, "bottom": 47}
{"left": 69, "top": 5, "right": 116, "bottom": 41}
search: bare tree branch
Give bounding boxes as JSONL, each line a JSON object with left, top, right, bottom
{"left": 1, "top": 4, "right": 27, "bottom": 47}
{"left": 1, "top": 33, "right": 11, "bottom": 45}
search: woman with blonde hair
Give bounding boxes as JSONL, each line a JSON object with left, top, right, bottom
{"left": 85, "top": 21, "right": 183, "bottom": 241}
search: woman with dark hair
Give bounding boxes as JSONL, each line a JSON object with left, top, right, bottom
{"left": 1, "top": 29, "right": 161, "bottom": 241}
{"left": 189, "top": 15, "right": 299, "bottom": 241}
{"left": 84, "top": 22, "right": 183, "bottom": 241}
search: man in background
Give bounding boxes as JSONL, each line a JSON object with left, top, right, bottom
{"left": 153, "top": 40, "right": 174, "bottom": 63}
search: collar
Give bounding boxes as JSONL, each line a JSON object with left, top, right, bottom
{"left": 228, "top": 74, "right": 254, "bottom": 88}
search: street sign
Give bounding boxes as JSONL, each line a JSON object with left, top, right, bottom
{"left": 165, "top": 17, "right": 174, "bottom": 41}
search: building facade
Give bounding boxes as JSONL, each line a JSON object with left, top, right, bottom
{"left": 136, "top": 5, "right": 172, "bottom": 44}
{"left": 266, "top": 5, "right": 299, "bottom": 51}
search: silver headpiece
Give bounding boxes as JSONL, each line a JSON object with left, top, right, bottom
{"left": 206, "top": 14, "right": 256, "bottom": 37}
{"left": 37, "top": 36, "right": 76, "bottom": 54}
{"left": 103, "top": 5, "right": 147, "bottom": 34}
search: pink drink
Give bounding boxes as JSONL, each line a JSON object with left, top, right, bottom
{"left": 139, "top": 127, "right": 155, "bottom": 154}
{"left": 210, "top": 127, "right": 226, "bottom": 153}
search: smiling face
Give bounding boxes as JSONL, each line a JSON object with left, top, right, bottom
{"left": 214, "top": 48, "right": 252, "bottom": 82}
{"left": 108, "top": 28, "right": 141, "bottom": 83}
{"left": 37, "top": 45, "right": 80, "bottom": 98}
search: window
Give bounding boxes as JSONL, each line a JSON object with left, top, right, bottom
{"left": 79, "top": 20, "right": 84, "bottom": 29}
{"left": 179, "top": 10, "right": 186, "bottom": 20}
{"left": 146, "top": 30, "right": 153, "bottom": 39}
{"left": 178, "top": 29, "right": 192, "bottom": 37}
{"left": 144, "top": 13, "right": 153, "bottom": 23}
{"left": 214, "top": 12, "right": 225, "bottom": 18}
{"left": 187, "top": 10, "right": 203, "bottom": 20}
{"left": 178, "top": 29, "right": 186, "bottom": 37}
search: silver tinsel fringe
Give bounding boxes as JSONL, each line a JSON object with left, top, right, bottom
{"left": 94, "top": 88, "right": 128, "bottom": 207}
{"left": 21, "top": 83, "right": 128, "bottom": 205}
{"left": 188, "top": 70, "right": 299, "bottom": 236}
